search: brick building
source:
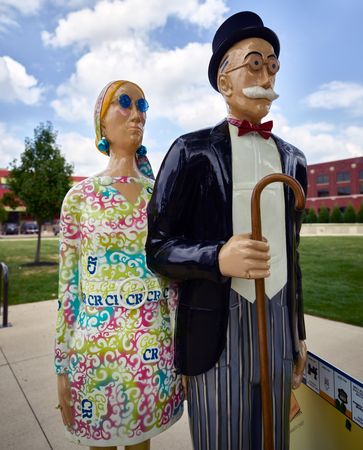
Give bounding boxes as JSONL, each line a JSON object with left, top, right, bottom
{"left": 305, "top": 157, "right": 363, "bottom": 213}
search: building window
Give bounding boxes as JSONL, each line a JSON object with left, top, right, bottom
{"left": 336, "top": 171, "right": 350, "bottom": 182}
{"left": 317, "top": 190, "right": 329, "bottom": 197}
{"left": 337, "top": 186, "right": 351, "bottom": 196}
{"left": 316, "top": 174, "right": 329, "bottom": 184}
{"left": 360, "top": 183, "right": 363, "bottom": 194}
{"left": 359, "top": 170, "right": 363, "bottom": 180}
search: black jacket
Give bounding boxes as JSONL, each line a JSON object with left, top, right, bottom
{"left": 146, "top": 120, "right": 307, "bottom": 376}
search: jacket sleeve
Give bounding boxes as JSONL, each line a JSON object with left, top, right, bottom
{"left": 295, "top": 156, "right": 308, "bottom": 341}
{"left": 146, "top": 137, "right": 226, "bottom": 283}
{"left": 54, "top": 186, "right": 82, "bottom": 374}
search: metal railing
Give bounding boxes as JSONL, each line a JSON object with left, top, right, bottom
{"left": 0, "top": 262, "right": 10, "bottom": 327}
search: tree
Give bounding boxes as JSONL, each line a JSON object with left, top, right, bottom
{"left": 330, "top": 206, "right": 343, "bottom": 223}
{"left": 301, "top": 209, "right": 307, "bottom": 223}
{"left": 306, "top": 208, "right": 317, "bottom": 224}
{"left": 8, "top": 122, "right": 73, "bottom": 263}
{"left": 357, "top": 204, "right": 363, "bottom": 223}
{"left": 343, "top": 204, "right": 356, "bottom": 223}
{"left": 1, "top": 191, "right": 20, "bottom": 210}
{"left": 0, "top": 203, "right": 8, "bottom": 224}
{"left": 318, "top": 207, "right": 330, "bottom": 223}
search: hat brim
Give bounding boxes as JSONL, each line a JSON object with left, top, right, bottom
{"left": 208, "top": 26, "right": 280, "bottom": 91}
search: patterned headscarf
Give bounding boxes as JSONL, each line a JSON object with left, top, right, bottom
{"left": 94, "top": 80, "right": 154, "bottom": 179}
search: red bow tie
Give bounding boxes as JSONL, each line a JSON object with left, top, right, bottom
{"left": 228, "top": 118, "right": 273, "bottom": 139}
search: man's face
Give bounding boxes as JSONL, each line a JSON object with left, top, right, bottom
{"left": 217, "top": 37, "right": 279, "bottom": 123}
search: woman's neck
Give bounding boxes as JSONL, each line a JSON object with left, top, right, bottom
{"left": 101, "top": 147, "right": 140, "bottom": 178}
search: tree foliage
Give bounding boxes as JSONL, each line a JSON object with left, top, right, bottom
{"left": 0, "top": 203, "right": 8, "bottom": 223}
{"left": 318, "top": 207, "right": 330, "bottom": 223}
{"left": 330, "top": 206, "right": 343, "bottom": 223}
{"left": 1, "top": 191, "right": 20, "bottom": 210}
{"left": 8, "top": 121, "right": 73, "bottom": 262}
{"left": 357, "top": 204, "right": 363, "bottom": 223}
{"left": 343, "top": 204, "right": 356, "bottom": 223}
{"left": 306, "top": 208, "right": 317, "bottom": 223}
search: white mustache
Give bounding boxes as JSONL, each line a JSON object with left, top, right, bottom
{"left": 242, "top": 86, "right": 279, "bottom": 101}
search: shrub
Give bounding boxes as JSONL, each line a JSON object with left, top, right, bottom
{"left": 343, "top": 204, "right": 356, "bottom": 223}
{"left": 306, "top": 208, "right": 317, "bottom": 223}
{"left": 357, "top": 204, "right": 363, "bottom": 223}
{"left": 330, "top": 206, "right": 343, "bottom": 223}
{"left": 318, "top": 207, "right": 330, "bottom": 223}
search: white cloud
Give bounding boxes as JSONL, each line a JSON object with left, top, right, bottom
{"left": 50, "top": 37, "right": 226, "bottom": 131}
{"left": 58, "top": 131, "right": 106, "bottom": 176}
{"left": 53, "top": 0, "right": 99, "bottom": 9}
{"left": 270, "top": 108, "right": 363, "bottom": 164}
{"left": 42, "top": 0, "right": 227, "bottom": 48}
{"left": 176, "top": 0, "right": 228, "bottom": 28}
{"left": 0, "top": 122, "right": 24, "bottom": 168}
{"left": 0, "top": 0, "right": 43, "bottom": 16}
{"left": 305, "top": 81, "right": 363, "bottom": 115}
{"left": 0, "top": 13, "right": 17, "bottom": 32}
{"left": 0, "top": 56, "right": 44, "bottom": 104}
{"left": 0, "top": 0, "right": 45, "bottom": 33}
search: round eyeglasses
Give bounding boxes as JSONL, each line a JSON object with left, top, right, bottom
{"left": 224, "top": 53, "right": 280, "bottom": 76}
{"left": 118, "top": 94, "right": 149, "bottom": 113}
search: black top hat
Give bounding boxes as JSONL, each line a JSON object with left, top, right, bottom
{"left": 208, "top": 11, "right": 280, "bottom": 91}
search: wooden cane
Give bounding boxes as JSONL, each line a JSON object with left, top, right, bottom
{"left": 251, "top": 173, "right": 305, "bottom": 450}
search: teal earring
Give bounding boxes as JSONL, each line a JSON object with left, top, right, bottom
{"left": 136, "top": 145, "right": 147, "bottom": 156}
{"left": 97, "top": 137, "right": 110, "bottom": 156}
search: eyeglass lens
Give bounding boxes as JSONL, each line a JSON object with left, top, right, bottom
{"left": 245, "top": 54, "right": 279, "bottom": 74}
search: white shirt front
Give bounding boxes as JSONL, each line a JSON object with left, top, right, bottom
{"left": 229, "top": 122, "right": 287, "bottom": 303}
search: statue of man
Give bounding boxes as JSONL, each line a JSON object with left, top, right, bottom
{"left": 146, "top": 11, "right": 307, "bottom": 450}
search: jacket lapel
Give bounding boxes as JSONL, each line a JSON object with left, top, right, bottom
{"left": 272, "top": 134, "right": 294, "bottom": 177}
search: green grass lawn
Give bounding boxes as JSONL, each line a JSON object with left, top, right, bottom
{"left": 300, "top": 236, "right": 363, "bottom": 327}
{"left": 0, "top": 236, "right": 362, "bottom": 326}
{"left": 0, "top": 238, "right": 59, "bottom": 305}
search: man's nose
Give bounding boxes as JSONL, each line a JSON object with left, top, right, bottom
{"left": 259, "top": 65, "right": 273, "bottom": 89}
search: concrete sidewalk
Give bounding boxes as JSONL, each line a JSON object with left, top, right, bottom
{"left": 0, "top": 300, "right": 362, "bottom": 450}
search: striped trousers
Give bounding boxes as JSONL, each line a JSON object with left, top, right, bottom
{"left": 187, "top": 288, "right": 293, "bottom": 450}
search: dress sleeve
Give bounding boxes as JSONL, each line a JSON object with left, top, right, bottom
{"left": 54, "top": 186, "right": 82, "bottom": 375}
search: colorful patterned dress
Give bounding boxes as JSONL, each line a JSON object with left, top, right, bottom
{"left": 55, "top": 174, "right": 183, "bottom": 446}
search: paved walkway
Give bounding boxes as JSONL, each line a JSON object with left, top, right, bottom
{"left": 0, "top": 300, "right": 362, "bottom": 449}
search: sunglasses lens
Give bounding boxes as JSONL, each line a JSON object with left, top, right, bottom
{"left": 137, "top": 98, "right": 149, "bottom": 113}
{"left": 118, "top": 94, "right": 132, "bottom": 109}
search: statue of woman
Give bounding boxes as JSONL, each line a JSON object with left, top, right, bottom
{"left": 55, "top": 80, "right": 183, "bottom": 450}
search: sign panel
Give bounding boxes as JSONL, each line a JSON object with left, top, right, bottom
{"left": 290, "top": 351, "right": 363, "bottom": 450}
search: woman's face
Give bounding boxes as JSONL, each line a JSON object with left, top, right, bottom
{"left": 102, "top": 82, "right": 147, "bottom": 152}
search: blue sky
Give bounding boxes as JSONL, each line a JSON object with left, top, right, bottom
{"left": 0, "top": 0, "right": 362, "bottom": 176}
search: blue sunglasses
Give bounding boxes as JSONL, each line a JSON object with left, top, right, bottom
{"left": 118, "top": 94, "right": 149, "bottom": 113}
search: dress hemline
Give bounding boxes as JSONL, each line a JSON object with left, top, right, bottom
{"left": 64, "top": 408, "right": 184, "bottom": 447}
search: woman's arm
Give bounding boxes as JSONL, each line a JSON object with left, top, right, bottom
{"left": 55, "top": 186, "right": 82, "bottom": 374}
{"left": 55, "top": 186, "right": 83, "bottom": 426}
